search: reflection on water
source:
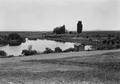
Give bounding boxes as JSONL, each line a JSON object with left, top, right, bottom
{"left": 0, "top": 38, "right": 74, "bottom": 56}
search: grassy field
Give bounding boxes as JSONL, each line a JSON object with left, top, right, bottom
{"left": 0, "top": 31, "right": 48, "bottom": 39}
{"left": 0, "top": 31, "right": 120, "bottom": 49}
{"left": 0, "top": 31, "right": 120, "bottom": 46}
{"left": 0, "top": 31, "right": 120, "bottom": 39}
{"left": 0, "top": 31, "right": 120, "bottom": 83}
{"left": 0, "top": 50, "right": 120, "bottom": 84}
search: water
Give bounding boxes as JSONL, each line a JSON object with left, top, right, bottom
{"left": 0, "top": 38, "right": 74, "bottom": 56}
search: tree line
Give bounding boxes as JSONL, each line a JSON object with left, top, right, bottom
{"left": 53, "top": 21, "right": 83, "bottom": 34}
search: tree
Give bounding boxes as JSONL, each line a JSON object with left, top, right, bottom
{"left": 7, "top": 33, "right": 25, "bottom": 46}
{"left": 61, "top": 25, "right": 66, "bottom": 34}
{"left": 53, "top": 25, "right": 66, "bottom": 34}
{"left": 77, "top": 21, "right": 83, "bottom": 33}
{"left": 8, "top": 33, "right": 23, "bottom": 40}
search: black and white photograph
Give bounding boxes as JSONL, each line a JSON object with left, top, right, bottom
{"left": 0, "top": 0, "right": 120, "bottom": 84}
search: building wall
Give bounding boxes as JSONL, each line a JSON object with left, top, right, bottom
{"left": 84, "top": 45, "right": 92, "bottom": 51}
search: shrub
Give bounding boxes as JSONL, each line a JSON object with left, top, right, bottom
{"left": 22, "top": 49, "right": 37, "bottom": 56}
{"left": 63, "top": 48, "right": 75, "bottom": 52}
{"left": 0, "top": 50, "right": 7, "bottom": 56}
{"left": 43, "top": 48, "right": 54, "bottom": 54}
{"left": 54, "top": 47, "right": 62, "bottom": 53}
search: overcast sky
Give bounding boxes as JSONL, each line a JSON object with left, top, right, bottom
{"left": 0, "top": 0, "right": 119, "bottom": 31}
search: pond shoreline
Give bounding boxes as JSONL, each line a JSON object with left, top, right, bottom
{"left": 0, "top": 38, "right": 75, "bottom": 56}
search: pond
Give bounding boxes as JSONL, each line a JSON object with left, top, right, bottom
{"left": 0, "top": 38, "right": 75, "bottom": 56}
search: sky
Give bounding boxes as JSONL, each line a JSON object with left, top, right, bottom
{"left": 0, "top": 0, "right": 119, "bottom": 31}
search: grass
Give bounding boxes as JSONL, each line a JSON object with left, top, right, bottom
{"left": 0, "top": 31, "right": 120, "bottom": 40}
{"left": 1, "top": 31, "right": 120, "bottom": 51}
{"left": 0, "top": 51, "right": 120, "bottom": 83}
{"left": 1, "top": 31, "right": 120, "bottom": 83}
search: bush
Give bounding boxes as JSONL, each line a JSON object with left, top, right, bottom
{"left": 43, "top": 48, "right": 54, "bottom": 54}
{"left": 0, "top": 50, "right": 7, "bottom": 56}
{"left": 54, "top": 47, "right": 62, "bottom": 53}
{"left": 22, "top": 50, "right": 37, "bottom": 56}
{"left": 63, "top": 48, "right": 75, "bottom": 52}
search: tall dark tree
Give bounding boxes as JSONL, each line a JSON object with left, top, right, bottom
{"left": 77, "top": 21, "right": 83, "bottom": 33}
